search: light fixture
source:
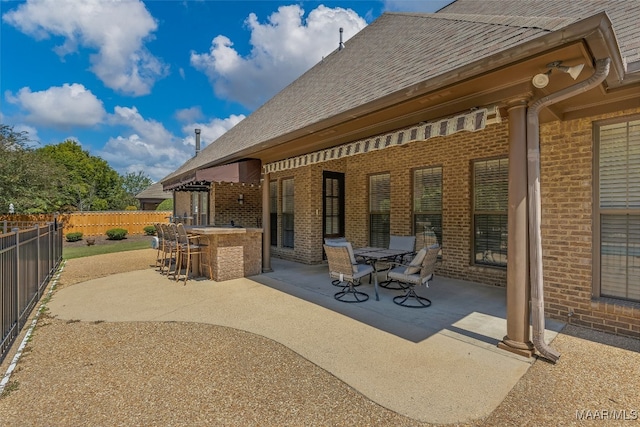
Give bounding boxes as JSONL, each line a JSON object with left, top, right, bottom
{"left": 532, "top": 60, "right": 586, "bottom": 89}
{"left": 238, "top": 194, "right": 244, "bottom": 205}
{"left": 532, "top": 70, "right": 551, "bottom": 88}
{"left": 546, "top": 61, "right": 585, "bottom": 80}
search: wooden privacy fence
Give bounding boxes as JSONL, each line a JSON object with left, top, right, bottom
{"left": 0, "top": 211, "right": 172, "bottom": 236}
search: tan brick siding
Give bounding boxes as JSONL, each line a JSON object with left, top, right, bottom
{"left": 540, "top": 107, "right": 640, "bottom": 339}
{"left": 266, "top": 106, "right": 640, "bottom": 337}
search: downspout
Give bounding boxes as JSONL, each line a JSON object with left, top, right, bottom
{"left": 527, "top": 57, "right": 611, "bottom": 363}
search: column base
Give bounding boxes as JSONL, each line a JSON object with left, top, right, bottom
{"left": 262, "top": 267, "right": 273, "bottom": 273}
{"left": 498, "top": 336, "right": 535, "bottom": 358}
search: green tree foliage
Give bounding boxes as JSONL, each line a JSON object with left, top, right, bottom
{"left": 1, "top": 126, "right": 164, "bottom": 213}
{"left": 37, "top": 140, "right": 126, "bottom": 211}
{"left": 156, "top": 198, "right": 173, "bottom": 211}
{"left": 0, "top": 125, "right": 68, "bottom": 213}
{"left": 121, "top": 171, "right": 153, "bottom": 209}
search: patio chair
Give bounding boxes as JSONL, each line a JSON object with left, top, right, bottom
{"left": 159, "top": 223, "right": 178, "bottom": 276}
{"left": 174, "top": 222, "right": 211, "bottom": 284}
{"left": 323, "top": 244, "right": 373, "bottom": 303}
{"left": 386, "top": 243, "right": 439, "bottom": 308}
{"left": 324, "top": 237, "right": 359, "bottom": 286}
{"left": 378, "top": 235, "right": 417, "bottom": 289}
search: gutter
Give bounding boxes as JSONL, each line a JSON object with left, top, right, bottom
{"left": 526, "top": 57, "right": 611, "bottom": 363}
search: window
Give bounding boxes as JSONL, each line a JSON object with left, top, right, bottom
{"left": 596, "top": 118, "right": 640, "bottom": 302}
{"left": 414, "top": 167, "right": 442, "bottom": 250}
{"left": 282, "top": 178, "right": 294, "bottom": 248}
{"left": 369, "top": 173, "right": 390, "bottom": 247}
{"left": 269, "top": 181, "right": 277, "bottom": 246}
{"left": 191, "top": 192, "right": 208, "bottom": 225}
{"left": 473, "top": 158, "right": 508, "bottom": 267}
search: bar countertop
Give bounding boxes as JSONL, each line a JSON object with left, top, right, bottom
{"left": 186, "top": 226, "right": 263, "bottom": 235}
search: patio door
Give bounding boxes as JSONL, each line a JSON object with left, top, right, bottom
{"left": 323, "top": 171, "right": 345, "bottom": 241}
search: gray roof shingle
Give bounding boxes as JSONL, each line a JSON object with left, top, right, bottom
{"left": 163, "top": 1, "right": 640, "bottom": 184}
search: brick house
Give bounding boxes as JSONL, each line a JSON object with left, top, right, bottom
{"left": 162, "top": 0, "right": 640, "bottom": 357}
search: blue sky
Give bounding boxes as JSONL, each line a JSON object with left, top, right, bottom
{"left": 1, "top": 0, "right": 453, "bottom": 181}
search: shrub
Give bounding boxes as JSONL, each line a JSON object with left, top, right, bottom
{"left": 143, "top": 225, "right": 156, "bottom": 236}
{"left": 125, "top": 205, "right": 138, "bottom": 211}
{"left": 105, "top": 228, "right": 128, "bottom": 240}
{"left": 66, "top": 232, "right": 83, "bottom": 242}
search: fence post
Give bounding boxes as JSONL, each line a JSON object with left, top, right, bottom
{"left": 36, "top": 224, "right": 41, "bottom": 299}
{"left": 3, "top": 220, "right": 6, "bottom": 234}
{"left": 13, "top": 227, "right": 20, "bottom": 333}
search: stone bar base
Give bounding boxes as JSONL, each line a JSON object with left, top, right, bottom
{"left": 188, "top": 227, "right": 262, "bottom": 281}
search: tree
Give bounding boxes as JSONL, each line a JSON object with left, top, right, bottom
{"left": 0, "top": 125, "right": 68, "bottom": 213}
{"left": 37, "top": 140, "right": 125, "bottom": 211}
{"left": 121, "top": 171, "right": 153, "bottom": 208}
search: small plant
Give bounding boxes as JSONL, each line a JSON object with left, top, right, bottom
{"left": 66, "top": 232, "right": 83, "bottom": 242}
{"left": 143, "top": 225, "right": 156, "bottom": 236}
{"left": 105, "top": 228, "right": 128, "bottom": 240}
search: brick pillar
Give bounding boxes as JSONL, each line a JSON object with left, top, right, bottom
{"left": 498, "top": 100, "right": 535, "bottom": 357}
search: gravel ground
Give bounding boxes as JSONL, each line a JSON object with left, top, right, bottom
{"left": 0, "top": 249, "right": 638, "bottom": 426}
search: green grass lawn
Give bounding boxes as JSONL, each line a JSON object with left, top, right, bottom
{"left": 64, "top": 239, "right": 152, "bottom": 259}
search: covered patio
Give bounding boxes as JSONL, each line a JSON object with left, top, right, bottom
{"left": 46, "top": 256, "right": 564, "bottom": 424}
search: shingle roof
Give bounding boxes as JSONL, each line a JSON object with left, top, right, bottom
{"left": 163, "top": 0, "right": 639, "bottom": 185}
{"left": 136, "top": 182, "right": 171, "bottom": 200}
{"left": 440, "top": 0, "right": 640, "bottom": 64}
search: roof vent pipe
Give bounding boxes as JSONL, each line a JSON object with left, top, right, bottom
{"left": 527, "top": 57, "right": 610, "bottom": 363}
{"left": 338, "top": 27, "right": 344, "bottom": 51}
{"left": 195, "top": 128, "right": 201, "bottom": 156}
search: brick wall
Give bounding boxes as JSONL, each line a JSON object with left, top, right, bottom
{"left": 211, "top": 182, "right": 262, "bottom": 228}
{"left": 540, "top": 107, "right": 640, "bottom": 339}
{"left": 269, "top": 125, "right": 510, "bottom": 288}
{"left": 265, "top": 108, "right": 640, "bottom": 338}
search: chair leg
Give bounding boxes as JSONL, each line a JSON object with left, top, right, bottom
{"left": 379, "top": 278, "right": 409, "bottom": 290}
{"left": 334, "top": 281, "right": 369, "bottom": 303}
{"left": 392, "top": 286, "right": 431, "bottom": 308}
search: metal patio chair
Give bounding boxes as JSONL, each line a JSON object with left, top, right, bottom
{"left": 378, "top": 235, "right": 417, "bottom": 289}
{"left": 386, "top": 243, "right": 439, "bottom": 308}
{"left": 174, "top": 222, "right": 210, "bottom": 284}
{"left": 323, "top": 244, "right": 373, "bottom": 303}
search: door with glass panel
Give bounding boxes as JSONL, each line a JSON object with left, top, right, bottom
{"left": 323, "top": 171, "right": 345, "bottom": 242}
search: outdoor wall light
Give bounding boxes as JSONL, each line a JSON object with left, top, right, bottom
{"left": 238, "top": 194, "right": 244, "bottom": 205}
{"left": 547, "top": 61, "right": 585, "bottom": 80}
{"left": 532, "top": 70, "right": 551, "bottom": 88}
{"left": 532, "top": 61, "right": 586, "bottom": 89}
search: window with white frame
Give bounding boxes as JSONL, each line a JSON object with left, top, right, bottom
{"left": 281, "top": 178, "right": 294, "bottom": 248}
{"left": 473, "top": 158, "right": 508, "bottom": 267}
{"left": 414, "top": 166, "right": 442, "bottom": 250}
{"left": 369, "top": 173, "right": 390, "bottom": 247}
{"left": 596, "top": 118, "right": 640, "bottom": 302}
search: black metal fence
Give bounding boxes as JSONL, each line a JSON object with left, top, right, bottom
{"left": 1, "top": 221, "right": 63, "bottom": 364}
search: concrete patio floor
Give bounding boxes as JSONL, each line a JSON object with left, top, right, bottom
{"left": 47, "top": 257, "right": 564, "bottom": 424}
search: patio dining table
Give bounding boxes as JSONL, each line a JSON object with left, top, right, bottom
{"left": 352, "top": 247, "right": 414, "bottom": 301}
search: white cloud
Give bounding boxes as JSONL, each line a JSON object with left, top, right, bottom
{"left": 3, "top": 0, "right": 167, "bottom": 96}
{"left": 181, "top": 114, "right": 246, "bottom": 152}
{"left": 5, "top": 83, "right": 106, "bottom": 128}
{"left": 99, "top": 106, "right": 243, "bottom": 181}
{"left": 190, "top": 4, "right": 366, "bottom": 109}
{"left": 175, "top": 107, "right": 204, "bottom": 124}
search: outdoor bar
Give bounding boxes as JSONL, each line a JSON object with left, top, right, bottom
{"left": 188, "top": 226, "right": 262, "bottom": 281}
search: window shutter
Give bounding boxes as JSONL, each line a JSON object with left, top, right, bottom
{"left": 414, "top": 167, "right": 442, "bottom": 212}
{"left": 474, "top": 159, "right": 508, "bottom": 211}
{"left": 599, "top": 120, "right": 640, "bottom": 209}
{"left": 369, "top": 174, "right": 390, "bottom": 247}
